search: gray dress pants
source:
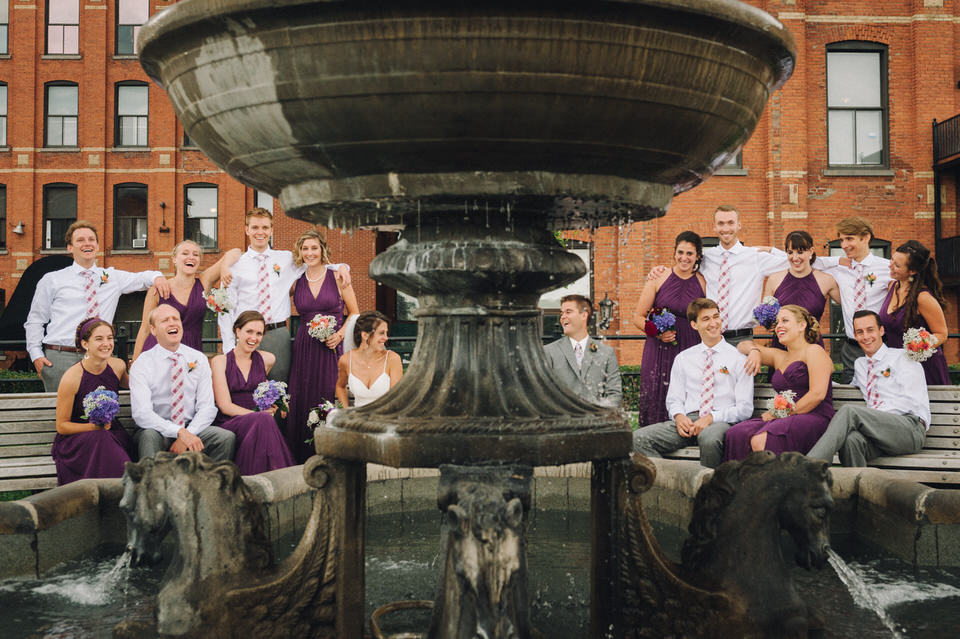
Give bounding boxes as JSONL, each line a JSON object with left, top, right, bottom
{"left": 260, "top": 325, "right": 292, "bottom": 383}
{"left": 40, "top": 348, "right": 84, "bottom": 391}
{"left": 632, "top": 411, "right": 733, "bottom": 469}
{"left": 806, "top": 405, "right": 926, "bottom": 467}
{"left": 134, "top": 426, "right": 237, "bottom": 462}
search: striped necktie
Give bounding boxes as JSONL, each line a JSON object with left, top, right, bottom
{"left": 169, "top": 354, "right": 185, "bottom": 426}
{"left": 256, "top": 254, "right": 272, "bottom": 319}
{"left": 717, "top": 252, "right": 731, "bottom": 324}
{"left": 82, "top": 269, "right": 101, "bottom": 318}
{"left": 853, "top": 262, "right": 866, "bottom": 311}
{"left": 700, "top": 348, "right": 715, "bottom": 416}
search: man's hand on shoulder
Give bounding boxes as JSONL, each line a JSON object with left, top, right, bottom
{"left": 154, "top": 276, "right": 172, "bottom": 298}
{"left": 646, "top": 265, "right": 669, "bottom": 282}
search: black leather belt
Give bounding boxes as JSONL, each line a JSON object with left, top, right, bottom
{"left": 43, "top": 343, "right": 81, "bottom": 353}
{"left": 265, "top": 321, "right": 287, "bottom": 331}
{"left": 722, "top": 328, "right": 754, "bottom": 338}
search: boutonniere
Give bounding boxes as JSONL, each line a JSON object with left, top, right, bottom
{"left": 865, "top": 273, "right": 877, "bottom": 286}
{"left": 273, "top": 264, "right": 282, "bottom": 277}
{"left": 719, "top": 366, "right": 730, "bottom": 375}
{"left": 99, "top": 270, "right": 109, "bottom": 287}
{"left": 187, "top": 360, "right": 198, "bottom": 373}
{"left": 881, "top": 367, "right": 892, "bottom": 377}
{"left": 589, "top": 342, "right": 598, "bottom": 353}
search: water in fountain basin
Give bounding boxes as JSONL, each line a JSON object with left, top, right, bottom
{"left": 827, "top": 548, "right": 905, "bottom": 638}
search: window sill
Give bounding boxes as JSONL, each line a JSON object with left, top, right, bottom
{"left": 41, "top": 54, "right": 81, "bottom": 60}
{"left": 715, "top": 167, "right": 748, "bottom": 176}
{"left": 0, "top": 249, "right": 8, "bottom": 255}
{"left": 823, "top": 168, "right": 895, "bottom": 177}
{"left": 0, "top": 147, "right": 9, "bottom": 153}
{"left": 39, "top": 147, "right": 81, "bottom": 153}
{"left": 40, "top": 249, "right": 69, "bottom": 255}
{"left": 0, "top": 55, "right": 10, "bottom": 60}
{"left": 110, "top": 147, "right": 151, "bottom": 153}
{"left": 112, "top": 55, "right": 139, "bottom": 61}
{"left": 110, "top": 249, "right": 151, "bottom": 255}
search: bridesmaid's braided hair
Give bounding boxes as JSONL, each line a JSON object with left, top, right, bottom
{"left": 75, "top": 317, "right": 113, "bottom": 350}
{"left": 780, "top": 304, "right": 820, "bottom": 344}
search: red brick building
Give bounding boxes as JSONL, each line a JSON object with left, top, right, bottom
{"left": 2, "top": 1, "right": 959, "bottom": 368}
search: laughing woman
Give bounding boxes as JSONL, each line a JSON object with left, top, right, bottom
{"left": 52, "top": 318, "right": 134, "bottom": 484}
{"left": 723, "top": 305, "right": 834, "bottom": 461}
{"left": 210, "top": 310, "right": 295, "bottom": 474}
{"left": 132, "top": 240, "right": 241, "bottom": 361}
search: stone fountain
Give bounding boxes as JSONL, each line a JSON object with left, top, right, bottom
{"left": 136, "top": 0, "right": 799, "bottom": 637}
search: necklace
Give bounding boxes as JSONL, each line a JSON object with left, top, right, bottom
{"left": 305, "top": 268, "right": 325, "bottom": 282}
{"left": 355, "top": 350, "right": 385, "bottom": 368}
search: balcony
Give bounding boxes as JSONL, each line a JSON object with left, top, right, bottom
{"left": 934, "top": 114, "right": 960, "bottom": 167}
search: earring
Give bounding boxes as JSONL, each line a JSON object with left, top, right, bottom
{"left": 908, "top": 275, "right": 915, "bottom": 283}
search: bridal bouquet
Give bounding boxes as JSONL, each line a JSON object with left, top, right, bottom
{"left": 767, "top": 389, "right": 797, "bottom": 419}
{"left": 205, "top": 286, "right": 233, "bottom": 315}
{"left": 307, "top": 314, "right": 337, "bottom": 341}
{"left": 82, "top": 385, "right": 120, "bottom": 426}
{"left": 307, "top": 399, "right": 342, "bottom": 428}
{"left": 253, "top": 380, "right": 290, "bottom": 413}
{"left": 752, "top": 296, "right": 781, "bottom": 329}
{"left": 903, "top": 327, "right": 937, "bottom": 362}
{"left": 644, "top": 307, "right": 678, "bottom": 345}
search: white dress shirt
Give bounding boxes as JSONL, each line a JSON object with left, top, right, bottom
{"left": 130, "top": 343, "right": 218, "bottom": 438}
{"left": 700, "top": 243, "right": 787, "bottom": 331}
{"left": 853, "top": 345, "right": 931, "bottom": 428}
{"left": 218, "top": 248, "right": 347, "bottom": 351}
{"left": 816, "top": 253, "right": 891, "bottom": 338}
{"left": 665, "top": 340, "right": 754, "bottom": 424}
{"left": 25, "top": 262, "right": 160, "bottom": 361}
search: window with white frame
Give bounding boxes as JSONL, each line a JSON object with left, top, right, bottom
{"left": 117, "top": 0, "right": 148, "bottom": 55}
{"left": 43, "top": 183, "right": 77, "bottom": 249}
{"left": 185, "top": 183, "right": 218, "bottom": 249}
{"left": 114, "top": 183, "right": 148, "bottom": 249}
{"left": 45, "top": 82, "right": 78, "bottom": 147}
{"left": 827, "top": 43, "right": 887, "bottom": 167}
{"left": 47, "top": 0, "right": 79, "bottom": 55}
{"left": 116, "top": 83, "right": 148, "bottom": 146}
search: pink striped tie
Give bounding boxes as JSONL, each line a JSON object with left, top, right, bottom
{"left": 717, "top": 251, "right": 731, "bottom": 324}
{"left": 169, "top": 355, "right": 185, "bottom": 426}
{"left": 256, "top": 254, "right": 272, "bottom": 318}
{"left": 865, "top": 358, "right": 880, "bottom": 409}
{"left": 574, "top": 342, "right": 584, "bottom": 369}
{"left": 82, "top": 270, "right": 100, "bottom": 317}
{"left": 853, "top": 263, "right": 866, "bottom": 311}
{"left": 700, "top": 348, "right": 715, "bottom": 416}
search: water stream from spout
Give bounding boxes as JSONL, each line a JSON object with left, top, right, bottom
{"left": 826, "top": 548, "right": 903, "bottom": 638}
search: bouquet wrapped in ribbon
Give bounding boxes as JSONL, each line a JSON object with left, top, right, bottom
{"left": 253, "top": 380, "right": 290, "bottom": 413}
{"left": 307, "top": 314, "right": 337, "bottom": 342}
{"left": 205, "top": 286, "right": 233, "bottom": 315}
{"left": 752, "top": 296, "right": 781, "bottom": 329}
{"left": 82, "top": 385, "right": 120, "bottom": 426}
{"left": 644, "top": 307, "right": 678, "bottom": 346}
{"left": 903, "top": 327, "right": 937, "bottom": 362}
{"left": 766, "top": 389, "right": 797, "bottom": 419}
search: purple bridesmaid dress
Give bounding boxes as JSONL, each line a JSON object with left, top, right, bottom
{"left": 878, "top": 285, "right": 950, "bottom": 385}
{"left": 216, "top": 350, "right": 295, "bottom": 474}
{"left": 769, "top": 271, "right": 826, "bottom": 349}
{"left": 637, "top": 272, "right": 704, "bottom": 426}
{"left": 287, "top": 270, "right": 344, "bottom": 463}
{"left": 51, "top": 364, "right": 134, "bottom": 485}
{"left": 723, "top": 361, "right": 834, "bottom": 461}
{"left": 142, "top": 279, "right": 207, "bottom": 353}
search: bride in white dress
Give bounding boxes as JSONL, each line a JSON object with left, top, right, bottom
{"left": 335, "top": 311, "right": 403, "bottom": 407}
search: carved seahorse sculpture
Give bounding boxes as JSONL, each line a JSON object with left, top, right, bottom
{"left": 115, "top": 453, "right": 344, "bottom": 639}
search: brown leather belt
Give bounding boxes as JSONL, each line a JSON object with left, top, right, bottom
{"left": 43, "top": 343, "right": 82, "bottom": 353}
{"left": 264, "top": 321, "right": 287, "bottom": 331}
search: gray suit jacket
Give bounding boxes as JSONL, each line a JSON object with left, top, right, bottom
{"left": 543, "top": 337, "right": 622, "bottom": 407}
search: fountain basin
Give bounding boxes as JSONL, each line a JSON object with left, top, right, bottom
{"left": 137, "top": 0, "right": 795, "bottom": 227}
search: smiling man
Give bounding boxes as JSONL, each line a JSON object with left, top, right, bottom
{"left": 543, "top": 294, "right": 622, "bottom": 407}
{"left": 806, "top": 310, "right": 929, "bottom": 467}
{"left": 25, "top": 221, "right": 170, "bottom": 391}
{"left": 129, "top": 304, "right": 235, "bottom": 461}
{"left": 632, "top": 298, "right": 754, "bottom": 468}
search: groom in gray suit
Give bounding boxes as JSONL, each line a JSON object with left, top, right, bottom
{"left": 544, "top": 295, "right": 622, "bottom": 407}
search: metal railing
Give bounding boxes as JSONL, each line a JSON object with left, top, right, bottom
{"left": 934, "top": 114, "right": 960, "bottom": 165}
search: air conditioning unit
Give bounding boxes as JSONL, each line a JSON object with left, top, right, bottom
{"left": 132, "top": 238, "right": 147, "bottom": 249}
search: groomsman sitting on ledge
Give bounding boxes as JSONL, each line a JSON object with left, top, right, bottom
{"left": 632, "top": 298, "right": 754, "bottom": 468}
{"left": 130, "top": 304, "right": 235, "bottom": 461}
{"left": 806, "top": 310, "right": 929, "bottom": 467}
{"left": 543, "top": 294, "right": 622, "bottom": 407}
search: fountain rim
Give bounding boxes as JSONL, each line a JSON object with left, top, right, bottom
{"left": 138, "top": 0, "right": 797, "bottom": 90}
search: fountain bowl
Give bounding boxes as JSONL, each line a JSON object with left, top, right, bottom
{"left": 138, "top": 0, "right": 795, "bottom": 228}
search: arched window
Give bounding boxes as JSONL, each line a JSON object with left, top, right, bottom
{"left": 43, "top": 183, "right": 77, "bottom": 249}
{"left": 44, "top": 81, "right": 78, "bottom": 147}
{"left": 114, "top": 183, "right": 148, "bottom": 249}
{"left": 826, "top": 41, "right": 888, "bottom": 168}
{"left": 115, "top": 81, "right": 148, "bottom": 147}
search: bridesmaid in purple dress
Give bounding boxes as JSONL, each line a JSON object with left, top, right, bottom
{"left": 878, "top": 240, "right": 950, "bottom": 384}
{"left": 52, "top": 318, "right": 134, "bottom": 485}
{"left": 210, "top": 310, "right": 295, "bottom": 474}
{"left": 132, "top": 239, "right": 240, "bottom": 361}
{"left": 762, "top": 231, "right": 840, "bottom": 350}
{"left": 287, "top": 230, "right": 360, "bottom": 462}
{"left": 632, "top": 231, "right": 706, "bottom": 426}
{"left": 724, "top": 305, "right": 835, "bottom": 461}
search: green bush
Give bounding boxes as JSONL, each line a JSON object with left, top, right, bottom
{"left": 0, "top": 369, "right": 43, "bottom": 394}
{"left": 0, "top": 490, "right": 32, "bottom": 502}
